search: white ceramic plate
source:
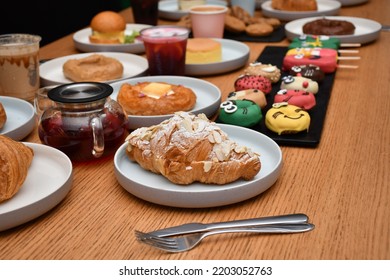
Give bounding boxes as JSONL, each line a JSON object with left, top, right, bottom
{"left": 110, "top": 75, "right": 221, "bottom": 130}
{"left": 285, "top": 16, "right": 382, "bottom": 44}
{"left": 39, "top": 52, "right": 148, "bottom": 86}
{"left": 114, "top": 124, "right": 282, "bottom": 208}
{"left": 261, "top": 0, "right": 341, "bottom": 21}
{"left": 0, "top": 96, "right": 35, "bottom": 140}
{"left": 73, "top": 24, "right": 152, "bottom": 54}
{"left": 0, "top": 143, "right": 73, "bottom": 231}
{"left": 159, "top": 0, "right": 228, "bottom": 21}
{"left": 336, "top": 0, "right": 368, "bottom": 6}
{"left": 185, "top": 38, "right": 250, "bottom": 76}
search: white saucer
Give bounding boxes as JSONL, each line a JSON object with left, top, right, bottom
{"left": 0, "top": 143, "right": 73, "bottom": 231}
{"left": 39, "top": 52, "right": 148, "bottom": 86}
{"left": 0, "top": 96, "right": 35, "bottom": 140}
{"left": 114, "top": 124, "right": 282, "bottom": 208}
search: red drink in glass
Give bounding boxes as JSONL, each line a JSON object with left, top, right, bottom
{"left": 141, "top": 26, "right": 189, "bottom": 76}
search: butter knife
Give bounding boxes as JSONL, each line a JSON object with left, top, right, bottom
{"left": 147, "top": 213, "right": 309, "bottom": 237}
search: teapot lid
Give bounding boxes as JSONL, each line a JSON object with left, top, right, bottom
{"left": 48, "top": 82, "right": 113, "bottom": 103}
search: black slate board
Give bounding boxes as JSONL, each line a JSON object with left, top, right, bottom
{"left": 218, "top": 46, "right": 336, "bottom": 147}
{"left": 223, "top": 25, "right": 286, "bottom": 42}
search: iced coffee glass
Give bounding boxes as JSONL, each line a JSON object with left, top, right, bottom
{"left": 0, "top": 34, "right": 41, "bottom": 103}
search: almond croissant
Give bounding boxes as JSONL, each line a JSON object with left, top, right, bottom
{"left": 0, "top": 135, "right": 34, "bottom": 203}
{"left": 125, "top": 112, "right": 261, "bottom": 185}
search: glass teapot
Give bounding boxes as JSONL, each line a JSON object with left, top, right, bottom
{"left": 38, "top": 82, "right": 129, "bottom": 162}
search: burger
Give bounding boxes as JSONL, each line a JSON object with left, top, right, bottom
{"left": 89, "top": 11, "right": 126, "bottom": 44}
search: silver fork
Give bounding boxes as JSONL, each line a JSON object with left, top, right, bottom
{"left": 135, "top": 223, "right": 315, "bottom": 253}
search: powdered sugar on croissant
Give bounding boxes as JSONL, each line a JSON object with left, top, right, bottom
{"left": 125, "top": 111, "right": 261, "bottom": 185}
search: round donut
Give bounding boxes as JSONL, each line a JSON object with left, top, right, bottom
{"left": 227, "top": 89, "right": 267, "bottom": 109}
{"left": 234, "top": 75, "right": 272, "bottom": 94}
{"left": 218, "top": 100, "right": 262, "bottom": 128}
{"left": 302, "top": 18, "right": 355, "bottom": 36}
{"left": 62, "top": 54, "right": 123, "bottom": 82}
{"left": 274, "top": 89, "right": 316, "bottom": 110}
{"left": 244, "top": 62, "right": 281, "bottom": 83}
{"left": 265, "top": 102, "right": 311, "bottom": 135}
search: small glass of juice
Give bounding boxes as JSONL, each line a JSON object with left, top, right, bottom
{"left": 140, "top": 26, "right": 190, "bottom": 76}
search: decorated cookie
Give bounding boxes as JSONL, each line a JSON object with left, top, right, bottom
{"left": 218, "top": 100, "right": 262, "bottom": 127}
{"left": 274, "top": 89, "right": 316, "bottom": 110}
{"left": 227, "top": 89, "right": 267, "bottom": 109}
{"left": 244, "top": 62, "right": 281, "bottom": 83}
{"left": 234, "top": 75, "right": 272, "bottom": 94}
{"left": 289, "top": 64, "right": 325, "bottom": 82}
{"left": 265, "top": 102, "right": 311, "bottom": 135}
{"left": 281, "top": 75, "right": 319, "bottom": 94}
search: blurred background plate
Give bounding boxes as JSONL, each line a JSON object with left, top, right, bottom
{"left": 40, "top": 52, "right": 148, "bottom": 86}
{"left": 185, "top": 38, "right": 249, "bottom": 76}
{"left": 73, "top": 24, "right": 152, "bottom": 54}
{"left": 261, "top": 0, "right": 341, "bottom": 21}
{"left": 285, "top": 16, "right": 382, "bottom": 44}
{"left": 336, "top": 0, "right": 369, "bottom": 6}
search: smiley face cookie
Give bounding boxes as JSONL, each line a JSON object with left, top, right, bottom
{"left": 265, "top": 102, "right": 311, "bottom": 135}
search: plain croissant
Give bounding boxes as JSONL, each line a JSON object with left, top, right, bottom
{"left": 125, "top": 112, "right": 261, "bottom": 185}
{"left": 0, "top": 135, "right": 34, "bottom": 203}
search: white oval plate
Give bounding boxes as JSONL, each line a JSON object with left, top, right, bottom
{"left": 0, "top": 143, "right": 73, "bottom": 231}
{"left": 185, "top": 38, "right": 250, "bottom": 76}
{"left": 0, "top": 96, "right": 35, "bottom": 140}
{"left": 39, "top": 52, "right": 148, "bottom": 86}
{"left": 159, "top": 0, "right": 228, "bottom": 21}
{"left": 336, "top": 0, "right": 368, "bottom": 6}
{"left": 285, "top": 16, "right": 382, "bottom": 44}
{"left": 261, "top": 0, "right": 341, "bottom": 22}
{"left": 114, "top": 124, "right": 282, "bottom": 208}
{"left": 110, "top": 75, "right": 221, "bottom": 130}
{"left": 73, "top": 24, "right": 152, "bottom": 54}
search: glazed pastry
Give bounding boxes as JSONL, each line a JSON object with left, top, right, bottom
{"left": 245, "top": 23, "right": 273, "bottom": 37}
{"left": 63, "top": 54, "right": 124, "bottom": 82}
{"left": 0, "top": 102, "right": 6, "bottom": 129}
{"left": 265, "top": 102, "right": 311, "bottom": 135}
{"left": 125, "top": 111, "right": 261, "bottom": 185}
{"left": 234, "top": 75, "right": 272, "bottom": 94}
{"left": 218, "top": 100, "right": 262, "bottom": 127}
{"left": 227, "top": 89, "right": 267, "bottom": 109}
{"left": 0, "top": 135, "right": 34, "bottom": 203}
{"left": 302, "top": 18, "right": 355, "bottom": 36}
{"left": 244, "top": 62, "right": 281, "bottom": 83}
{"left": 117, "top": 81, "right": 197, "bottom": 116}
{"left": 271, "top": 0, "right": 317, "bottom": 11}
{"left": 274, "top": 89, "right": 316, "bottom": 110}
{"left": 281, "top": 75, "right": 319, "bottom": 94}
{"left": 289, "top": 64, "right": 325, "bottom": 82}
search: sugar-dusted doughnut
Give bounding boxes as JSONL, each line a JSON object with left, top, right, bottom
{"left": 234, "top": 75, "right": 272, "bottom": 94}
{"left": 265, "top": 102, "right": 310, "bottom": 135}
{"left": 281, "top": 75, "right": 319, "bottom": 94}
{"left": 227, "top": 89, "right": 267, "bottom": 109}
{"left": 218, "top": 100, "right": 262, "bottom": 128}
{"left": 274, "top": 89, "right": 316, "bottom": 110}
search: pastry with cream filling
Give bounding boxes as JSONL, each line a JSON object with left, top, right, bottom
{"left": 117, "top": 81, "right": 197, "bottom": 116}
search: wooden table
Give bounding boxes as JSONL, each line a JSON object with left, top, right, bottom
{"left": 1, "top": 1, "right": 389, "bottom": 260}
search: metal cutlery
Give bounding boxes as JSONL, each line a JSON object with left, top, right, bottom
{"left": 143, "top": 213, "right": 309, "bottom": 238}
{"left": 135, "top": 223, "right": 315, "bottom": 253}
